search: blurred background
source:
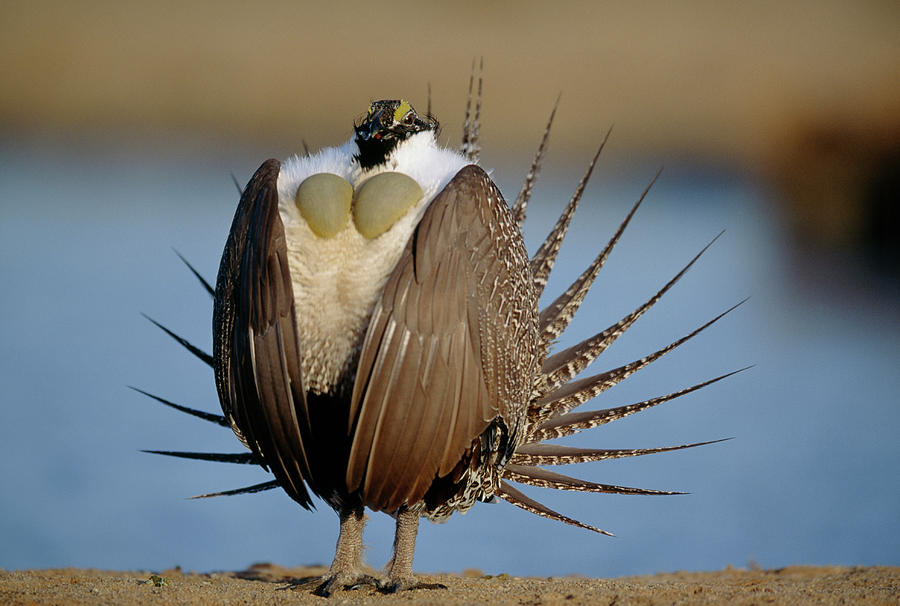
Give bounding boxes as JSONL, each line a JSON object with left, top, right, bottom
{"left": 1, "top": 0, "right": 898, "bottom": 579}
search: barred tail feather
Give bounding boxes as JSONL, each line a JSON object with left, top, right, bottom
{"left": 503, "top": 464, "right": 684, "bottom": 495}
{"left": 460, "top": 58, "right": 483, "bottom": 162}
{"left": 537, "top": 231, "right": 725, "bottom": 397}
{"left": 530, "top": 128, "right": 612, "bottom": 298}
{"left": 510, "top": 96, "right": 559, "bottom": 228}
{"left": 509, "top": 438, "right": 731, "bottom": 466}
{"left": 528, "top": 368, "right": 749, "bottom": 444}
{"left": 496, "top": 480, "right": 613, "bottom": 536}
{"left": 532, "top": 300, "right": 747, "bottom": 422}
{"left": 538, "top": 170, "right": 659, "bottom": 346}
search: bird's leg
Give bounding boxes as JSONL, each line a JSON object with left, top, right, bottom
{"left": 383, "top": 507, "right": 446, "bottom": 592}
{"left": 385, "top": 507, "right": 418, "bottom": 590}
{"left": 314, "top": 506, "right": 374, "bottom": 596}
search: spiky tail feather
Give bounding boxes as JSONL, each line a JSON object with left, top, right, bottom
{"left": 538, "top": 169, "right": 660, "bottom": 346}
{"left": 174, "top": 249, "right": 215, "bottom": 297}
{"left": 528, "top": 369, "right": 749, "bottom": 444}
{"left": 530, "top": 128, "right": 612, "bottom": 299}
{"left": 497, "top": 481, "right": 613, "bottom": 536}
{"left": 510, "top": 96, "right": 559, "bottom": 228}
{"left": 460, "top": 58, "right": 483, "bottom": 162}
{"left": 141, "top": 313, "right": 213, "bottom": 368}
{"left": 495, "top": 115, "right": 743, "bottom": 533}
{"left": 130, "top": 386, "right": 228, "bottom": 426}
{"left": 531, "top": 304, "right": 747, "bottom": 424}
{"left": 142, "top": 450, "right": 258, "bottom": 464}
{"left": 136, "top": 253, "right": 272, "bottom": 498}
{"left": 509, "top": 438, "right": 732, "bottom": 466}
{"left": 189, "top": 481, "right": 280, "bottom": 500}
{"left": 535, "top": 231, "right": 724, "bottom": 399}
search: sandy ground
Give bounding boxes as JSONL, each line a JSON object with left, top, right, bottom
{"left": 2, "top": 564, "right": 897, "bottom": 606}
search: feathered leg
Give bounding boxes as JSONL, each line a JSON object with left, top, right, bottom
{"left": 384, "top": 508, "right": 446, "bottom": 592}
{"left": 314, "top": 507, "right": 373, "bottom": 596}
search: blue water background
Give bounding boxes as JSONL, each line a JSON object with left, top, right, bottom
{"left": 1, "top": 139, "right": 897, "bottom": 577}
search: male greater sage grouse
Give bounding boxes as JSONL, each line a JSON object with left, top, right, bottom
{"left": 139, "top": 80, "right": 744, "bottom": 594}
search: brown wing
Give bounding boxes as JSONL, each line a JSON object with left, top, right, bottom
{"left": 212, "top": 159, "right": 314, "bottom": 508}
{"left": 346, "top": 165, "right": 538, "bottom": 513}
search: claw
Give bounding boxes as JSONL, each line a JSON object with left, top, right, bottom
{"left": 312, "top": 577, "right": 337, "bottom": 597}
{"left": 313, "top": 573, "right": 379, "bottom": 597}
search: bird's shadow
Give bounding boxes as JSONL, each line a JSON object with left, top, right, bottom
{"left": 231, "top": 562, "right": 326, "bottom": 588}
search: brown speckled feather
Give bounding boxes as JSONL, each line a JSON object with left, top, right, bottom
{"left": 496, "top": 481, "right": 613, "bottom": 535}
{"left": 536, "top": 232, "right": 723, "bottom": 399}
{"left": 529, "top": 130, "right": 610, "bottom": 298}
{"left": 346, "top": 165, "right": 538, "bottom": 513}
{"left": 503, "top": 464, "right": 682, "bottom": 495}
{"left": 527, "top": 368, "right": 747, "bottom": 444}
{"left": 212, "top": 158, "right": 314, "bottom": 509}
{"left": 508, "top": 439, "right": 729, "bottom": 466}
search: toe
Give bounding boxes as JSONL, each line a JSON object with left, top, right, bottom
{"left": 313, "top": 576, "right": 338, "bottom": 597}
{"left": 313, "top": 572, "right": 380, "bottom": 596}
{"left": 381, "top": 576, "right": 447, "bottom": 593}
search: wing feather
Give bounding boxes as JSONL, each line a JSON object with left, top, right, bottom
{"left": 212, "top": 159, "right": 313, "bottom": 508}
{"left": 346, "top": 165, "right": 537, "bottom": 513}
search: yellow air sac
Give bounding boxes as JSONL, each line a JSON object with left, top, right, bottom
{"left": 295, "top": 173, "right": 353, "bottom": 238}
{"left": 353, "top": 172, "right": 423, "bottom": 239}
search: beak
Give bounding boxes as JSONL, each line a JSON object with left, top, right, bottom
{"left": 356, "top": 109, "right": 386, "bottom": 142}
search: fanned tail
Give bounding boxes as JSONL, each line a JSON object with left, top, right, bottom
{"left": 501, "top": 125, "right": 745, "bottom": 535}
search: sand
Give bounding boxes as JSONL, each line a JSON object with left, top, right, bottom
{"left": 2, "top": 564, "right": 897, "bottom": 605}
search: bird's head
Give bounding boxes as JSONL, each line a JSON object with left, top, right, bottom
{"left": 354, "top": 99, "right": 439, "bottom": 170}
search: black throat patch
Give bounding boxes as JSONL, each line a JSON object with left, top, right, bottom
{"left": 354, "top": 135, "right": 400, "bottom": 171}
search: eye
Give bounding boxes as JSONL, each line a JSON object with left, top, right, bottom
{"left": 403, "top": 112, "right": 415, "bottom": 125}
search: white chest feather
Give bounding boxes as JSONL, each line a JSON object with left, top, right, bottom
{"left": 276, "top": 134, "right": 469, "bottom": 394}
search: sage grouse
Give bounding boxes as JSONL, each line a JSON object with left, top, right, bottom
{"left": 139, "top": 86, "right": 743, "bottom": 594}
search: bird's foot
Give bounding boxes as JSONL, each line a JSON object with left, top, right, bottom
{"left": 312, "top": 572, "right": 379, "bottom": 597}
{"left": 379, "top": 575, "right": 448, "bottom": 593}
